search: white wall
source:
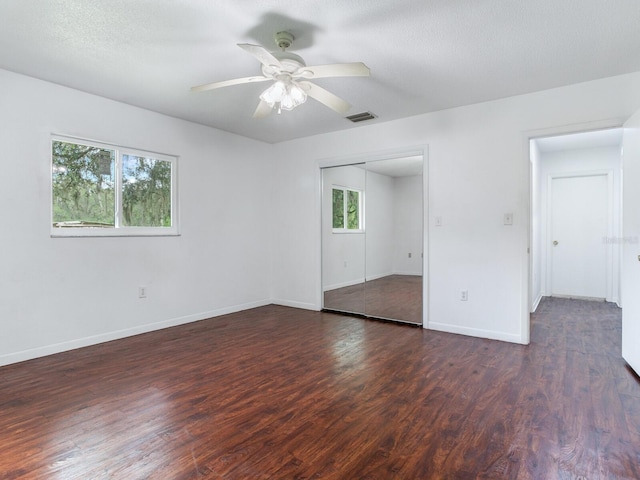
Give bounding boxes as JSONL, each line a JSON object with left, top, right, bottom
{"left": 0, "top": 69, "right": 273, "bottom": 366}
{"left": 392, "top": 175, "right": 423, "bottom": 275}
{"left": 271, "top": 71, "right": 640, "bottom": 344}
{"left": 535, "top": 144, "right": 622, "bottom": 303}
{"left": 622, "top": 109, "right": 640, "bottom": 374}
{"left": 364, "top": 169, "right": 395, "bottom": 281}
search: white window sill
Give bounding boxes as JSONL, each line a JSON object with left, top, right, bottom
{"left": 51, "top": 227, "right": 180, "bottom": 238}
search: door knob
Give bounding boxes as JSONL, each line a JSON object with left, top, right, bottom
{"left": 553, "top": 240, "right": 559, "bottom": 246}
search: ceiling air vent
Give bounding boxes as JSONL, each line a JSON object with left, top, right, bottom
{"left": 346, "top": 111, "right": 377, "bottom": 123}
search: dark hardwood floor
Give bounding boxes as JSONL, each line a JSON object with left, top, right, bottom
{"left": 324, "top": 274, "right": 422, "bottom": 324}
{"left": 1, "top": 297, "right": 639, "bottom": 479}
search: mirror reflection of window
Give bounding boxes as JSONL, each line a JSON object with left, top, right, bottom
{"left": 332, "top": 187, "right": 363, "bottom": 231}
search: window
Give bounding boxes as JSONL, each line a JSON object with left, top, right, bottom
{"left": 332, "top": 186, "right": 363, "bottom": 232}
{"left": 51, "top": 136, "right": 178, "bottom": 236}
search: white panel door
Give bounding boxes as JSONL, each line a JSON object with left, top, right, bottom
{"left": 622, "top": 109, "right": 640, "bottom": 375}
{"left": 550, "top": 174, "right": 608, "bottom": 298}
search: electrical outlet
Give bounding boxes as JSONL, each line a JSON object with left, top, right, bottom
{"left": 504, "top": 213, "right": 513, "bottom": 225}
{"left": 408, "top": 252, "right": 412, "bottom": 258}
{"left": 138, "top": 286, "right": 147, "bottom": 298}
{"left": 460, "top": 290, "right": 468, "bottom": 301}
{"left": 435, "top": 216, "right": 443, "bottom": 227}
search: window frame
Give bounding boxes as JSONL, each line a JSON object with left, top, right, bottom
{"left": 331, "top": 185, "right": 364, "bottom": 234}
{"left": 50, "top": 135, "right": 179, "bottom": 237}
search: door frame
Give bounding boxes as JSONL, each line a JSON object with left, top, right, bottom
{"left": 524, "top": 118, "right": 624, "bottom": 344}
{"left": 317, "top": 145, "right": 429, "bottom": 326}
{"left": 545, "top": 170, "right": 614, "bottom": 301}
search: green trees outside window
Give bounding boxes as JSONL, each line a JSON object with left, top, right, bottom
{"left": 121, "top": 155, "right": 172, "bottom": 227}
{"left": 52, "top": 141, "right": 115, "bottom": 226}
{"left": 52, "top": 138, "right": 175, "bottom": 233}
{"left": 332, "top": 187, "right": 362, "bottom": 230}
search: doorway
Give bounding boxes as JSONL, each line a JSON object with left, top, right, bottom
{"left": 530, "top": 128, "right": 622, "bottom": 310}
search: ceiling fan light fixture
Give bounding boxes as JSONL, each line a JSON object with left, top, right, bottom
{"left": 260, "top": 80, "right": 286, "bottom": 105}
{"left": 260, "top": 79, "right": 307, "bottom": 113}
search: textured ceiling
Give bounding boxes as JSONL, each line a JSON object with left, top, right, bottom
{"left": 1, "top": 0, "right": 640, "bottom": 143}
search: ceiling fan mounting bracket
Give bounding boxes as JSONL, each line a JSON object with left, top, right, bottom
{"left": 275, "top": 31, "right": 294, "bottom": 50}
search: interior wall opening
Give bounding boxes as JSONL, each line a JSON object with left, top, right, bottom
{"left": 529, "top": 127, "right": 623, "bottom": 313}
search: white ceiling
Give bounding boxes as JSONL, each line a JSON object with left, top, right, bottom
{"left": 365, "top": 156, "right": 424, "bottom": 178}
{"left": 2, "top": 1, "right": 640, "bottom": 144}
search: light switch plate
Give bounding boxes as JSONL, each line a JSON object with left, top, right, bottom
{"left": 504, "top": 213, "right": 513, "bottom": 225}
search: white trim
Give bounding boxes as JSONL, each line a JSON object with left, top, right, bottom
{"left": 365, "top": 272, "right": 393, "bottom": 282}
{"left": 271, "top": 299, "right": 319, "bottom": 311}
{"left": 423, "top": 145, "right": 430, "bottom": 329}
{"left": 531, "top": 292, "right": 543, "bottom": 312}
{"left": 314, "top": 166, "right": 324, "bottom": 310}
{"left": 323, "top": 278, "right": 366, "bottom": 292}
{"left": 525, "top": 118, "right": 625, "bottom": 142}
{"left": 0, "top": 299, "right": 271, "bottom": 367}
{"left": 51, "top": 227, "right": 181, "bottom": 238}
{"left": 428, "top": 321, "right": 525, "bottom": 344}
{"left": 317, "top": 146, "right": 426, "bottom": 169}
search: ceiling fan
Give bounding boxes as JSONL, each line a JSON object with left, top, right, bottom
{"left": 191, "top": 31, "right": 370, "bottom": 118}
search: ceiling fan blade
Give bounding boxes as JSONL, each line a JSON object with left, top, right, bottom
{"left": 253, "top": 100, "right": 273, "bottom": 119}
{"left": 298, "top": 81, "right": 352, "bottom": 114}
{"left": 238, "top": 43, "right": 283, "bottom": 70}
{"left": 295, "top": 62, "right": 370, "bottom": 79}
{"left": 191, "top": 75, "right": 271, "bottom": 92}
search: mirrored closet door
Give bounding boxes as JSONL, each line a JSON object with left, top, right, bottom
{"left": 321, "top": 156, "right": 423, "bottom": 325}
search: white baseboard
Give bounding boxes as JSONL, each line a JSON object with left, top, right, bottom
{"left": 271, "top": 299, "right": 319, "bottom": 311}
{"left": 531, "top": 293, "right": 543, "bottom": 312}
{"left": 323, "top": 278, "right": 365, "bottom": 292}
{"left": 0, "top": 299, "right": 271, "bottom": 367}
{"left": 365, "top": 272, "right": 393, "bottom": 281}
{"left": 426, "top": 321, "right": 524, "bottom": 344}
{"left": 392, "top": 271, "right": 422, "bottom": 276}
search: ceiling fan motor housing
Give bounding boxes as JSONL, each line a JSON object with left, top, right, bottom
{"left": 275, "top": 31, "right": 294, "bottom": 50}
{"left": 262, "top": 51, "right": 306, "bottom": 76}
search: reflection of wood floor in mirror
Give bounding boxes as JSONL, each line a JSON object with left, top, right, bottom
{"left": 324, "top": 274, "right": 422, "bottom": 324}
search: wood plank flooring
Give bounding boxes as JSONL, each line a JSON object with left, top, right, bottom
{"left": 1, "top": 297, "right": 639, "bottom": 479}
{"left": 324, "top": 274, "right": 422, "bottom": 324}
